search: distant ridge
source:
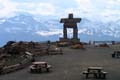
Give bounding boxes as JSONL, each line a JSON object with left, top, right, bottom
{"left": 0, "top": 14, "right": 120, "bottom": 46}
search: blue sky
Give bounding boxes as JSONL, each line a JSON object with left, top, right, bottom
{"left": 0, "top": 0, "right": 120, "bottom": 22}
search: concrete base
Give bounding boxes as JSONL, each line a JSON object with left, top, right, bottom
{"left": 71, "top": 38, "right": 80, "bottom": 43}
{"left": 59, "top": 38, "right": 80, "bottom": 43}
{"left": 59, "top": 38, "right": 71, "bottom": 42}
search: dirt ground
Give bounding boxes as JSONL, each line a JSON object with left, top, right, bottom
{"left": 0, "top": 46, "right": 120, "bottom": 80}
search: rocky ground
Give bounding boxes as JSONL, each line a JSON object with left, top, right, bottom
{"left": 0, "top": 46, "right": 120, "bottom": 80}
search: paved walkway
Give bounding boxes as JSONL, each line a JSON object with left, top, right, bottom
{"left": 0, "top": 47, "right": 120, "bottom": 80}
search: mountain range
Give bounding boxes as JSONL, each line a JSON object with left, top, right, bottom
{"left": 0, "top": 14, "right": 120, "bottom": 46}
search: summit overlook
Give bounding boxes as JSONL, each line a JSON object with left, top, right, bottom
{"left": 0, "top": 14, "right": 120, "bottom": 46}
{"left": 0, "top": 0, "right": 120, "bottom": 46}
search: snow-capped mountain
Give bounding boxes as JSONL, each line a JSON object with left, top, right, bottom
{"left": 78, "top": 18, "right": 120, "bottom": 41}
{"left": 0, "top": 14, "right": 120, "bottom": 46}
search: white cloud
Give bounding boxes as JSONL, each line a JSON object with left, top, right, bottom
{"left": 75, "top": 0, "right": 95, "bottom": 12}
{"left": 0, "top": 19, "right": 6, "bottom": 24}
{"left": 0, "top": 0, "right": 56, "bottom": 18}
{"left": 35, "top": 28, "right": 91, "bottom": 38}
{"left": 17, "top": 2, "right": 56, "bottom": 16}
{"left": 78, "top": 29, "right": 87, "bottom": 34}
{"left": 0, "top": 0, "right": 120, "bottom": 22}
{"left": 31, "top": 3, "right": 56, "bottom": 16}
{"left": 5, "top": 27, "right": 22, "bottom": 33}
{"left": 0, "top": 0, "right": 18, "bottom": 18}
{"left": 107, "top": 0, "right": 120, "bottom": 5}
{"left": 35, "top": 29, "right": 63, "bottom": 37}
{"left": 64, "top": 8, "right": 81, "bottom": 17}
{"left": 74, "top": 0, "right": 120, "bottom": 21}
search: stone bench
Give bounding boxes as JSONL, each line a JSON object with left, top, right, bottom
{"left": 3, "top": 64, "right": 20, "bottom": 73}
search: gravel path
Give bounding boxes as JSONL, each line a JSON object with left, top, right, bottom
{"left": 0, "top": 47, "right": 120, "bottom": 80}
